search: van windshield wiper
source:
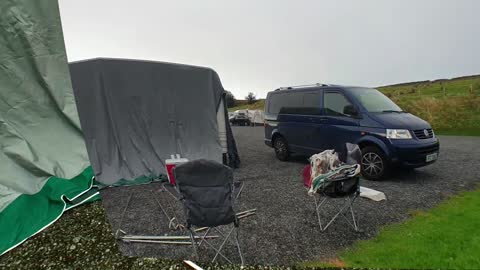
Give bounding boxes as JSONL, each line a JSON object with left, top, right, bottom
{"left": 381, "top": 110, "right": 404, "bottom": 113}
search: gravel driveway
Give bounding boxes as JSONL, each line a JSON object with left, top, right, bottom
{"left": 100, "top": 127, "right": 480, "bottom": 266}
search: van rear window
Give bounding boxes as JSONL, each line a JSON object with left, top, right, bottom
{"left": 268, "top": 92, "right": 320, "bottom": 115}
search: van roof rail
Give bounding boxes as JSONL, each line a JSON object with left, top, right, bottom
{"left": 275, "top": 83, "right": 329, "bottom": 91}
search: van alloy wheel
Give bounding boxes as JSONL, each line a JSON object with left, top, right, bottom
{"left": 362, "top": 153, "right": 383, "bottom": 176}
{"left": 360, "top": 146, "right": 388, "bottom": 180}
{"left": 273, "top": 136, "right": 289, "bottom": 161}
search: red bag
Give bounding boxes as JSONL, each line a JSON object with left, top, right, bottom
{"left": 303, "top": 164, "right": 312, "bottom": 188}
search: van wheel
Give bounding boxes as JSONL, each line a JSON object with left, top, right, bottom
{"left": 273, "top": 136, "right": 290, "bottom": 161}
{"left": 361, "top": 146, "right": 388, "bottom": 180}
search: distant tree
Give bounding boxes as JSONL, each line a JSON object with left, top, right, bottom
{"left": 225, "top": 91, "right": 236, "bottom": 108}
{"left": 245, "top": 92, "right": 256, "bottom": 104}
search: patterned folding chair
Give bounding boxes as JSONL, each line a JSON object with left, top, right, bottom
{"left": 308, "top": 143, "right": 362, "bottom": 232}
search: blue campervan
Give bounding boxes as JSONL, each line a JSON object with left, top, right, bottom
{"left": 264, "top": 84, "right": 440, "bottom": 180}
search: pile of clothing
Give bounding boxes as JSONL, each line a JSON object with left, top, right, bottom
{"left": 304, "top": 149, "right": 361, "bottom": 195}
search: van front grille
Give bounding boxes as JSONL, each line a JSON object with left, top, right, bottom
{"left": 413, "top": 129, "right": 434, "bottom": 139}
{"left": 417, "top": 143, "right": 439, "bottom": 155}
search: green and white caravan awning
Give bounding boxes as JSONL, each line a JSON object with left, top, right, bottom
{"left": 0, "top": 0, "right": 97, "bottom": 255}
{"left": 0, "top": 0, "right": 235, "bottom": 256}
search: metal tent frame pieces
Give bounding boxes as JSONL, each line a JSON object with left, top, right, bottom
{"left": 115, "top": 209, "right": 257, "bottom": 244}
{"left": 116, "top": 230, "right": 219, "bottom": 245}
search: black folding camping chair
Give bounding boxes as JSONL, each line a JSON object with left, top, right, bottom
{"left": 311, "top": 143, "right": 362, "bottom": 232}
{"left": 157, "top": 171, "right": 245, "bottom": 233}
{"left": 115, "top": 160, "right": 254, "bottom": 264}
{"left": 174, "top": 159, "right": 245, "bottom": 265}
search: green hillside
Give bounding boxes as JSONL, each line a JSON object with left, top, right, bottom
{"left": 229, "top": 75, "right": 480, "bottom": 136}
{"left": 379, "top": 75, "right": 480, "bottom": 136}
{"left": 229, "top": 100, "right": 266, "bottom": 111}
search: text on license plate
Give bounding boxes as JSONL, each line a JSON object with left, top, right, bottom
{"left": 426, "top": 153, "right": 438, "bottom": 162}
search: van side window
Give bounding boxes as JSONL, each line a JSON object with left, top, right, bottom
{"left": 269, "top": 91, "right": 321, "bottom": 115}
{"left": 268, "top": 93, "right": 298, "bottom": 114}
{"left": 279, "top": 93, "right": 302, "bottom": 114}
{"left": 300, "top": 92, "right": 321, "bottom": 115}
{"left": 324, "top": 92, "right": 355, "bottom": 117}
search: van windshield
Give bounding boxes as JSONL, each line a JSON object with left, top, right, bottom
{"left": 349, "top": 88, "right": 403, "bottom": 113}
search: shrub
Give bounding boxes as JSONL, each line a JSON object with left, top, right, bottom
{"left": 246, "top": 92, "right": 257, "bottom": 104}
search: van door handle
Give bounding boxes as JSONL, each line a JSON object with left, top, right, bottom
{"left": 319, "top": 118, "right": 327, "bottom": 123}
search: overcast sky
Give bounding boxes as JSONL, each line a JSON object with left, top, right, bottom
{"left": 59, "top": 0, "right": 480, "bottom": 98}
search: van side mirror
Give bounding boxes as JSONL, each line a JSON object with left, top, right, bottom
{"left": 343, "top": 105, "right": 359, "bottom": 117}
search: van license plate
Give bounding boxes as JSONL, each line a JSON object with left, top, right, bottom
{"left": 426, "top": 153, "right": 438, "bottom": 162}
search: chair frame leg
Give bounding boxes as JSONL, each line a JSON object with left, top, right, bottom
{"left": 188, "top": 228, "right": 199, "bottom": 260}
{"left": 191, "top": 226, "right": 234, "bottom": 264}
{"left": 211, "top": 226, "right": 235, "bottom": 263}
{"left": 314, "top": 193, "right": 359, "bottom": 232}
{"left": 234, "top": 226, "right": 244, "bottom": 267}
{"left": 347, "top": 195, "right": 359, "bottom": 231}
{"left": 314, "top": 195, "right": 328, "bottom": 230}
{"left": 197, "top": 227, "right": 212, "bottom": 247}
{"left": 193, "top": 224, "right": 244, "bottom": 265}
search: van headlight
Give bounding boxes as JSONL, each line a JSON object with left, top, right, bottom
{"left": 386, "top": 129, "right": 412, "bottom": 139}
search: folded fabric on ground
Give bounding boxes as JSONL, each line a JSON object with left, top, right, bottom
{"left": 360, "top": 186, "right": 386, "bottom": 201}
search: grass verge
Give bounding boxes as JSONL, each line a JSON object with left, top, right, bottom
{"left": 435, "top": 128, "right": 480, "bottom": 137}
{"left": 303, "top": 188, "right": 480, "bottom": 269}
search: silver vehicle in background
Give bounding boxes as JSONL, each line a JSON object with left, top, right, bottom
{"left": 229, "top": 110, "right": 251, "bottom": 126}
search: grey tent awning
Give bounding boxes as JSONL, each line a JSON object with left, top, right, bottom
{"left": 69, "top": 58, "right": 239, "bottom": 185}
